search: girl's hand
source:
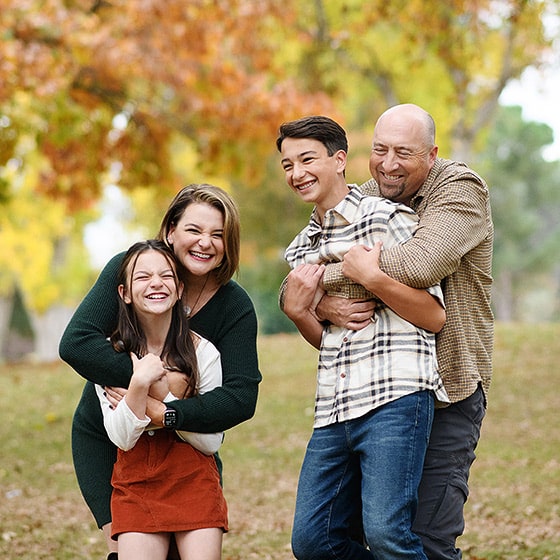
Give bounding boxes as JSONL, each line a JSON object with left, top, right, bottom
{"left": 131, "top": 353, "right": 167, "bottom": 388}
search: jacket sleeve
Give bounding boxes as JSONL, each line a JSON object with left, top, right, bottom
{"left": 380, "top": 175, "right": 490, "bottom": 288}
{"left": 168, "top": 284, "right": 261, "bottom": 433}
{"left": 58, "top": 253, "right": 133, "bottom": 387}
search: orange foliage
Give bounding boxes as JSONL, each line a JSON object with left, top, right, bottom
{"left": 0, "top": 0, "right": 334, "bottom": 211}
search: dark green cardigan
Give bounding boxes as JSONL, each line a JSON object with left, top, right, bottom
{"left": 59, "top": 252, "right": 262, "bottom": 527}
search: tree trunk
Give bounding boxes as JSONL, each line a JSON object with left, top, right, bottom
{"left": 0, "top": 295, "right": 13, "bottom": 362}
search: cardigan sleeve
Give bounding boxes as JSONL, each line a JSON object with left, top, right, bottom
{"left": 59, "top": 252, "right": 133, "bottom": 387}
{"left": 175, "top": 338, "right": 225, "bottom": 454}
{"left": 168, "top": 282, "right": 262, "bottom": 433}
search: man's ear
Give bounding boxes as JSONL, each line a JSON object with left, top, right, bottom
{"left": 118, "top": 283, "right": 131, "bottom": 304}
{"left": 429, "top": 145, "right": 439, "bottom": 165}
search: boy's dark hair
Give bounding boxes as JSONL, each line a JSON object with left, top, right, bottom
{"left": 276, "top": 115, "right": 348, "bottom": 155}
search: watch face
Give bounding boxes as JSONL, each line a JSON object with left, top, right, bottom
{"left": 164, "top": 409, "right": 177, "bottom": 428}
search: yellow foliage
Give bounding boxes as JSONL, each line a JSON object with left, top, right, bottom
{"left": 0, "top": 156, "right": 85, "bottom": 313}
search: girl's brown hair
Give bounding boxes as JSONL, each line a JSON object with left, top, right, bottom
{"left": 110, "top": 239, "right": 198, "bottom": 398}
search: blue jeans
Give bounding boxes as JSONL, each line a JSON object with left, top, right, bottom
{"left": 292, "top": 391, "right": 434, "bottom": 560}
{"left": 412, "top": 385, "right": 486, "bottom": 559}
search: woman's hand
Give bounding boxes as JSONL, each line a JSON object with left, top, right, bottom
{"left": 145, "top": 396, "right": 167, "bottom": 428}
{"left": 104, "top": 386, "right": 127, "bottom": 409}
{"left": 105, "top": 384, "right": 168, "bottom": 427}
{"left": 148, "top": 373, "right": 171, "bottom": 402}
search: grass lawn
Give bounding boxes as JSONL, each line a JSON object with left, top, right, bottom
{"left": 1, "top": 323, "right": 559, "bottom": 559}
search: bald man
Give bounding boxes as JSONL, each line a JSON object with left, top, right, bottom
{"left": 308, "top": 104, "right": 493, "bottom": 559}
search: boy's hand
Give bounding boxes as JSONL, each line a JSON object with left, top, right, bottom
{"left": 284, "top": 263, "right": 325, "bottom": 321}
{"left": 315, "top": 295, "right": 376, "bottom": 330}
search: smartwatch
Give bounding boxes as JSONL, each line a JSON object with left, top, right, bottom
{"left": 163, "top": 407, "right": 178, "bottom": 429}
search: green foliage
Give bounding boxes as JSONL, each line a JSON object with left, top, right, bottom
{"left": 484, "top": 105, "right": 558, "bottom": 272}
{"left": 474, "top": 104, "right": 560, "bottom": 319}
{"left": 233, "top": 155, "right": 315, "bottom": 333}
{"left": 1, "top": 325, "right": 560, "bottom": 558}
{"left": 6, "top": 286, "right": 33, "bottom": 337}
{"left": 238, "top": 260, "right": 296, "bottom": 335}
{"left": 280, "top": 0, "right": 553, "bottom": 160}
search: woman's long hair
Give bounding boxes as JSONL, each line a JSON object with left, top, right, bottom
{"left": 110, "top": 239, "right": 199, "bottom": 397}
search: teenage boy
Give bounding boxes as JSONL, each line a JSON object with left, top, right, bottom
{"left": 278, "top": 115, "right": 448, "bottom": 560}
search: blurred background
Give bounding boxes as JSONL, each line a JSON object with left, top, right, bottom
{"left": 1, "top": 0, "right": 560, "bottom": 362}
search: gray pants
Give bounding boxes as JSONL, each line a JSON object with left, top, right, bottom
{"left": 412, "top": 385, "right": 486, "bottom": 560}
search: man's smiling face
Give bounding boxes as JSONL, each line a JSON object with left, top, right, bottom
{"left": 369, "top": 109, "right": 438, "bottom": 206}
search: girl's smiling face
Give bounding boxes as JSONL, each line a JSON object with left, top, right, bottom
{"left": 120, "top": 249, "right": 181, "bottom": 317}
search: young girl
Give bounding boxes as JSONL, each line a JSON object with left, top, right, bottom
{"left": 95, "top": 239, "right": 228, "bottom": 560}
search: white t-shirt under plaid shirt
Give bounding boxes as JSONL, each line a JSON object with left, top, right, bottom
{"left": 285, "top": 185, "right": 449, "bottom": 428}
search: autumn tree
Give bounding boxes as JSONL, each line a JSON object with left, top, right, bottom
{"left": 0, "top": 0, "right": 334, "bottom": 357}
{"left": 280, "top": 0, "right": 556, "bottom": 161}
{"left": 1, "top": 0, "right": 559, "bottom": 351}
{"left": 1, "top": 0, "right": 334, "bottom": 206}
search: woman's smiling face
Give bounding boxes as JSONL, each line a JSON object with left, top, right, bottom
{"left": 166, "top": 202, "right": 225, "bottom": 278}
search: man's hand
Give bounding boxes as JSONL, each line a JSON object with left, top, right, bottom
{"left": 315, "top": 295, "right": 376, "bottom": 330}
{"left": 341, "top": 242, "right": 384, "bottom": 293}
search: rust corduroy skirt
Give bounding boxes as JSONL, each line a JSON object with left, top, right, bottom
{"left": 110, "top": 429, "right": 228, "bottom": 538}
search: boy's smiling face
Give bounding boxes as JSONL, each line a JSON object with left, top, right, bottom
{"left": 280, "top": 137, "right": 347, "bottom": 217}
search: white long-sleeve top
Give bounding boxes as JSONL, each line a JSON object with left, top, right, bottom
{"left": 96, "top": 336, "right": 223, "bottom": 455}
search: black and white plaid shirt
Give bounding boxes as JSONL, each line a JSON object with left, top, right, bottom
{"left": 285, "top": 186, "right": 448, "bottom": 428}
